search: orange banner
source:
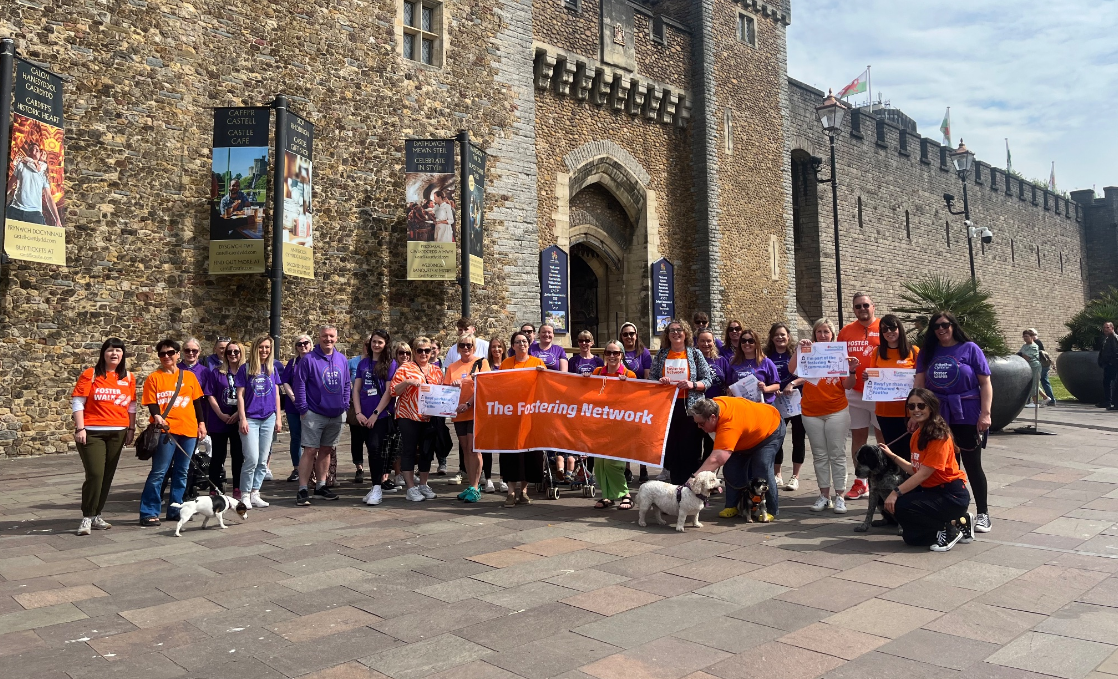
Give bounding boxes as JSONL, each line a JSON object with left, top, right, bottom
{"left": 474, "top": 369, "right": 678, "bottom": 465}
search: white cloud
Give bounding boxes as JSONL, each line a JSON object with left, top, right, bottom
{"left": 788, "top": 0, "right": 1118, "bottom": 193}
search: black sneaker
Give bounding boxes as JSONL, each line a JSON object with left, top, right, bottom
{"left": 624, "top": 468, "right": 634, "bottom": 484}
{"left": 930, "top": 523, "right": 963, "bottom": 552}
{"left": 354, "top": 469, "right": 364, "bottom": 485}
{"left": 381, "top": 479, "right": 398, "bottom": 493}
{"left": 287, "top": 469, "right": 299, "bottom": 483}
{"left": 296, "top": 489, "right": 311, "bottom": 506}
{"left": 958, "top": 512, "right": 976, "bottom": 544}
{"left": 315, "top": 486, "right": 339, "bottom": 501}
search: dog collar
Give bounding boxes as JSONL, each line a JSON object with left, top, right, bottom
{"left": 677, "top": 485, "right": 709, "bottom": 507}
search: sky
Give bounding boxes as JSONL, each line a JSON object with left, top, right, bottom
{"left": 787, "top": 1, "right": 1118, "bottom": 195}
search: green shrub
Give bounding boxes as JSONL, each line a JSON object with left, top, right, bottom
{"left": 1059, "top": 288, "right": 1118, "bottom": 351}
{"left": 892, "top": 275, "right": 1011, "bottom": 357}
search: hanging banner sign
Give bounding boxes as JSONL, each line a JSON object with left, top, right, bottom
{"left": 540, "top": 245, "right": 569, "bottom": 334}
{"left": 405, "top": 139, "right": 457, "bottom": 280}
{"left": 465, "top": 143, "right": 485, "bottom": 286}
{"left": 651, "top": 257, "right": 675, "bottom": 333}
{"left": 4, "top": 59, "right": 66, "bottom": 265}
{"left": 208, "top": 107, "right": 269, "bottom": 274}
{"left": 474, "top": 369, "right": 676, "bottom": 465}
{"left": 281, "top": 113, "right": 314, "bottom": 279}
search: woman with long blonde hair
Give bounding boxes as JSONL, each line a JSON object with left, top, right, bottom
{"left": 236, "top": 335, "right": 282, "bottom": 507}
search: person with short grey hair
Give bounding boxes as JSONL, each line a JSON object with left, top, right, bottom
{"left": 292, "top": 326, "right": 350, "bottom": 506}
{"left": 281, "top": 334, "right": 313, "bottom": 482}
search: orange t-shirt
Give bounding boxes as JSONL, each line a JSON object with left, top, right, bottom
{"left": 869, "top": 346, "right": 919, "bottom": 418}
{"left": 664, "top": 350, "right": 690, "bottom": 399}
{"left": 500, "top": 356, "right": 545, "bottom": 370}
{"left": 444, "top": 358, "right": 487, "bottom": 422}
{"left": 711, "top": 396, "right": 782, "bottom": 452}
{"left": 910, "top": 431, "right": 967, "bottom": 487}
{"left": 73, "top": 368, "right": 137, "bottom": 428}
{"left": 391, "top": 362, "right": 444, "bottom": 422}
{"left": 801, "top": 377, "right": 848, "bottom": 417}
{"left": 141, "top": 369, "right": 205, "bottom": 437}
{"left": 593, "top": 365, "right": 637, "bottom": 378}
{"left": 838, "top": 319, "right": 881, "bottom": 391}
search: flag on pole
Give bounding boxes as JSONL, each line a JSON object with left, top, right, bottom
{"left": 1006, "top": 139, "right": 1012, "bottom": 173}
{"left": 837, "top": 69, "right": 868, "bottom": 100}
{"left": 939, "top": 108, "right": 951, "bottom": 147}
{"left": 1049, "top": 162, "right": 1056, "bottom": 191}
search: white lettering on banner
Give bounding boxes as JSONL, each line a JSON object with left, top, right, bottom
{"left": 483, "top": 399, "right": 656, "bottom": 424}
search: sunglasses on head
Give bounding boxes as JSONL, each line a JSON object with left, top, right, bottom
{"left": 932, "top": 321, "right": 953, "bottom": 330}
{"left": 158, "top": 350, "right": 177, "bottom": 358}
{"left": 906, "top": 401, "right": 928, "bottom": 411}
{"left": 854, "top": 303, "right": 872, "bottom": 310}
{"left": 604, "top": 350, "right": 622, "bottom": 356}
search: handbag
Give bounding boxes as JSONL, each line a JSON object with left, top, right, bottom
{"left": 1039, "top": 350, "right": 1053, "bottom": 368}
{"left": 135, "top": 369, "right": 185, "bottom": 460}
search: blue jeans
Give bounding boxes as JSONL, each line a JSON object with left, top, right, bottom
{"left": 1039, "top": 365, "right": 1055, "bottom": 402}
{"left": 286, "top": 407, "right": 302, "bottom": 466}
{"left": 140, "top": 433, "right": 197, "bottom": 520}
{"left": 723, "top": 419, "right": 785, "bottom": 516}
{"left": 240, "top": 413, "right": 276, "bottom": 492}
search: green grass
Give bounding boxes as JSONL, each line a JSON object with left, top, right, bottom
{"left": 1047, "top": 373, "right": 1074, "bottom": 402}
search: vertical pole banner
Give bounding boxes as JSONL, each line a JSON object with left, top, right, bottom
{"left": 405, "top": 139, "right": 457, "bottom": 280}
{"left": 4, "top": 59, "right": 66, "bottom": 265}
{"left": 540, "top": 245, "right": 569, "bottom": 334}
{"left": 281, "top": 113, "right": 314, "bottom": 279}
{"left": 209, "top": 107, "right": 269, "bottom": 274}
{"left": 465, "top": 143, "right": 485, "bottom": 286}
{"left": 651, "top": 257, "right": 675, "bottom": 333}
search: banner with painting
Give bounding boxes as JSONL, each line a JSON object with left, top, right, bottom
{"left": 405, "top": 139, "right": 457, "bottom": 280}
{"left": 208, "top": 107, "right": 269, "bottom": 274}
{"left": 465, "top": 143, "right": 485, "bottom": 286}
{"left": 4, "top": 59, "right": 66, "bottom": 265}
{"left": 281, "top": 113, "right": 314, "bottom": 279}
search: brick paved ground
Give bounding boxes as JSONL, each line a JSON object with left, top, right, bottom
{"left": 2, "top": 404, "right": 1118, "bottom": 679}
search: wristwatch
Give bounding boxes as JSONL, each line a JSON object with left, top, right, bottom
{"left": 895, "top": 486, "right": 905, "bottom": 496}
{"left": 372, "top": 409, "right": 379, "bottom": 416}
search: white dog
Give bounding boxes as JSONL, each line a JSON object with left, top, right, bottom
{"left": 637, "top": 470, "right": 722, "bottom": 532}
{"left": 169, "top": 494, "right": 248, "bottom": 537}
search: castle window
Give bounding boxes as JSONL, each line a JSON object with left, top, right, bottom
{"left": 1011, "top": 239, "right": 1015, "bottom": 263}
{"left": 651, "top": 15, "right": 665, "bottom": 44}
{"left": 905, "top": 210, "right": 910, "bottom": 241}
{"left": 563, "top": 0, "right": 580, "bottom": 11}
{"left": 724, "top": 108, "right": 733, "bottom": 155}
{"left": 857, "top": 196, "right": 863, "bottom": 229}
{"left": 770, "top": 235, "right": 780, "bottom": 280}
{"left": 737, "top": 13, "right": 756, "bottom": 47}
{"left": 946, "top": 220, "right": 950, "bottom": 247}
{"left": 401, "top": 0, "right": 443, "bottom": 66}
{"left": 1036, "top": 244, "right": 1041, "bottom": 267}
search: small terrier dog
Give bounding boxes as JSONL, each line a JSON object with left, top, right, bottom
{"left": 741, "top": 477, "right": 771, "bottom": 523}
{"left": 637, "top": 470, "right": 722, "bottom": 532}
{"left": 169, "top": 494, "right": 249, "bottom": 537}
{"left": 853, "top": 444, "right": 905, "bottom": 533}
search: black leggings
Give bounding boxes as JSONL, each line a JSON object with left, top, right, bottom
{"left": 209, "top": 432, "right": 243, "bottom": 492}
{"left": 664, "top": 399, "right": 704, "bottom": 484}
{"left": 774, "top": 415, "right": 806, "bottom": 466}
{"left": 894, "top": 479, "right": 971, "bottom": 546}
{"left": 951, "top": 423, "right": 987, "bottom": 514}
{"left": 357, "top": 417, "right": 393, "bottom": 482}
{"left": 397, "top": 418, "right": 434, "bottom": 472}
{"left": 498, "top": 451, "right": 543, "bottom": 484}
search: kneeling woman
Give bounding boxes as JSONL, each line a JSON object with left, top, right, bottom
{"left": 882, "top": 388, "right": 974, "bottom": 552}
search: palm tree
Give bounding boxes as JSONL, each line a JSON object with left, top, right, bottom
{"left": 1059, "top": 287, "right": 1118, "bottom": 351}
{"left": 892, "top": 275, "right": 1010, "bottom": 356}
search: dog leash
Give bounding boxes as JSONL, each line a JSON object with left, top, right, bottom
{"left": 164, "top": 432, "right": 223, "bottom": 495}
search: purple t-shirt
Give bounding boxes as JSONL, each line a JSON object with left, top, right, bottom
{"left": 916, "top": 341, "right": 990, "bottom": 425}
{"left": 235, "top": 365, "right": 280, "bottom": 420}
{"left": 355, "top": 357, "right": 398, "bottom": 419}
{"left": 569, "top": 354, "right": 604, "bottom": 375}
{"left": 769, "top": 350, "right": 795, "bottom": 387}
{"left": 719, "top": 341, "right": 736, "bottom": 359}
{"left": 726, "top": 357, "right": 780, "bottom": 403}
{"left": 702, "top": 353, "right": 729, "bottom": 398}
{"left": 203, "top": 367, "right": 239, "bottom": 433}
{"left": 623, "top": 348, "right": 653, "bottom": 379}
{"left": 281, "top": 357, "right": 302, "bottom": 415}
{"left": 530, "top": 342, "right": 567, "bottom": 370}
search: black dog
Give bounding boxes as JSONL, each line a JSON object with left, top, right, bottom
{"left": 853, "top": 444, "right": 905, "bottom": 533}
{"left": 741, "top": 477, "right": 771, "bottom": 523}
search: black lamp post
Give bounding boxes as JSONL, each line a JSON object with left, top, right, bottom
{"left": 943, "top": 139, "right": 978, "bottom": 287}
{"left": 812, "top": 89, "right": 849, "bottom": 327}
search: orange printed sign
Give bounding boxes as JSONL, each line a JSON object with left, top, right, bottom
{"left": 474, "top": 369, "right": 678, "bottom": 465}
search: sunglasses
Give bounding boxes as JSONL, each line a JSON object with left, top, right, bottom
{"left": 906, "top": 402, "right": 928, "bottom": 411}
{"left": 604, "top": 350, "right": 622, "bottom": 356}
{"left": 296, "top": 340, "right": 311, "bottom": 346}
{"left": 932, "top": 322, "right": 953, "bottom": 330}
{"left": 854, "top": 303, "right": 872, "bottom": 310}
{"left": 397, "top": 351, "right": 412, "bottom": 356}
{"left": 578, "top": 339, "right": 592, "bottom": 343}
{"left": 728, "top": 326, "right": 742, "bottom": 332}
{"left": 457, "top": 343, "right": 473, "bottom": 350}
{"left": 183, "top": 348, "right": 200, "bottom": 354}
{"left": 225, "top": 349, "right": 241, "bottom": 356}
{"left": 158, "top": 350, "right": 178, "bottom": 358}
{"left": 741, "top": 338, "right": 756, "bottom": 344}
{"left": 881, "top": 325, "right": 899, "bottom": 332}
{"left": 669, "top": 328, "right": 684, "bottom": 334}
{"left": 416, "top": 348, "right": 433, "bottom": 354}
{"left": 621, "top": 332, "right": 636, "bottom": 337}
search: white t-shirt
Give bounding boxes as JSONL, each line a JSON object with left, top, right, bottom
{"left": 433, "top": 202, "right": 455, "bottom": 242}
{"left": 10, "top": 160, "right": 49, "bottom": 212}
{"left": 445, "top": 338, "right": 490, "bottom": 367}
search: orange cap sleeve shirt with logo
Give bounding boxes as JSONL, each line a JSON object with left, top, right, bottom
{"left": 909, "top": 431, "right": 967, "bottom": 487}
{"left": 392, "top": 362, "right": 445, "bottom": 422}
{"left": 445, "top": 359, "right": 486, "bottom": 422}
{"left": 869, "top": 346, "right": 919, "bottom": 418}
{"left": 141, "top": 369, "right": 204, "bottom": 437}
{"left": 800, "top": 378, "right": 848, "bottom": 417}
{"left": 711, "top": 396, "right": 782, "bottom": 452}
{"left": 73, "top": 368, "right": 137, "bottom": 427}
{"left": 837, "top": 319, "right": 880, "bottom": 391}
{"left": 500, "top": 356, "right": 545, "bottom": 370}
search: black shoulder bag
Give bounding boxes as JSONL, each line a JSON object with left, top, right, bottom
{"left": 136, "top": 369, "right": 185, "bottom": 460}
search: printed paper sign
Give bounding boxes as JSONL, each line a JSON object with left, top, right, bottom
{"left": 663, "top": 358, "right": 688, "bottom": 385}
{"left": 774, "top": 390, "right": 802, "bottom": 418}
{"left": 795, "top": 342, "right": 850, "bottom": 379}
{"left": 418, "top": 384, "right": 461, "bottom": 418}
{"left": 728, "top": 374, "right": 762, "bottom": 402}
{"left": 862, "top": 368, "right": 916, "bottom": 402}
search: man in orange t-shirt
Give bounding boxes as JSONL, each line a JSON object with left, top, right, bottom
{"left": 838, "top": 292, "right": 881, "bottom": 501}
{"left": 691, "top": 396, "right": 784, "bottom": 519}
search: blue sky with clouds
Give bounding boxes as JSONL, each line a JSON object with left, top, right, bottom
{"left": 787, "top": 1, "right": 1118, "bottom": 194}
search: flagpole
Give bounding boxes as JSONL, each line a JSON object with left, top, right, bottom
{"left": 867, "top": 65, "right": 872, "bottom": 110}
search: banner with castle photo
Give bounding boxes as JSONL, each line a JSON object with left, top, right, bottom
{"left": 405, "top": 139, "right": 457, "bottom": 281}
{"left": 208, "top": 107, "right": 269, "bottom": 274}
{"left": 4, "top": 59, "right": 66, "bottom": 265}
{"left": 465, "top": 143, "right": 485, "bottom": 286}
{"left": 281, "top": 113, "right": 314, "bottom": 279}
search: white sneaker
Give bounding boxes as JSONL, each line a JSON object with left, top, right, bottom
{"left": 406, "top": 486, "right": 425, "bottom": 502}
{"left": 810, "top": 496, "right": 832, "bottom": 512}
{"left": 655, "top": 468, "right": 671, "bottom": 482}
{"left": 784, "top": 476, "right": 799, "bottom": 491}
{"left": 395, "top": 474, "right": 406, "bottom": 487}
{"left": 264, "top": 468, "right": 274, "bottom": 481}
{"left": 774, "top": 475, "right": 784, "bottom": 488}
{"left": 419, "top": 484, "right": 438, "bottom": 499}
{"left": 497, "top": 480, "right": 508, "bottom": 493}
{"left": 833, "top": 496, "right": 847, "bottom": 514}
{"left": 450, "top": 473, "right": 463, "bottom": 485}
{"left": 437, "top": 463, "right": 448, "bottom": 474}
{"left": 484, "top": 479, "right": 495, "bottom": 493}
{"left": 1023, "top": 403, "right": 1036, "bottom": 408}
{"left": 364, "top": 485, "right": 383, "bottom": 506}
{"left": 91, "top": 515, "right": 112, "bottom": 530}
{"left": 250, "top": 491, "right": 270, "bottom": 508}
{"left": 77, "top": 517, "right": 92, "bottom": 536}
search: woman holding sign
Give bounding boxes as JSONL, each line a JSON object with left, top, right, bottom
{"left": 790, "top": 318, "right": 859, "bottom": 515}
{"left": 726, "top": 328, "right": 780, "bottom": 404}
{"left": 499, "top": 332, "right": 547, "bottom": 507}
{"left": 867, "top": 315, "right": 918, "bottom": 461}
{"left": 390, "top": 337, "right": 444, "bottom": 503}
{"left": 767, "top": 323, "right": 806, "bottom": 491}
{"left": 650, "top": 320, "right": 713, "bottom": 484}
{"left": 589, "top": 340, "right": 637, "bottom": 509}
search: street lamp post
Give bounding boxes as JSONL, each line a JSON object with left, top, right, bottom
{"left": 812, "top": 89, "right": 849, "bottom": 327}
{"left": 944, "top": 139, "right": 978, "bottom": 287}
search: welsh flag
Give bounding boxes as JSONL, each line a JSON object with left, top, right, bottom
{"left": 940, "top": 107, "right": 951, "bottom": 146}
{"left": 837, "top": 70, "right": 868, "bottom": 99}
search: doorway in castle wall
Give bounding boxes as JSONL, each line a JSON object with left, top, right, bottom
{"left": 570, "top": 246, "right": 600, "bottom": 339}
{"left": 791, "top": 150, "right": 824, "bottom": 336}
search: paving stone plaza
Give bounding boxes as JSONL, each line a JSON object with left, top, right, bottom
{"left": 2, "top": 405, "right": 1117, "bottom": 679}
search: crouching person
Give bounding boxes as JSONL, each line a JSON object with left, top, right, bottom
{"left": 881, "top": 388, "right": 974, "bottom": 552}
{"left": 690, "top": 397, "right": 784, "bottom": 521}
